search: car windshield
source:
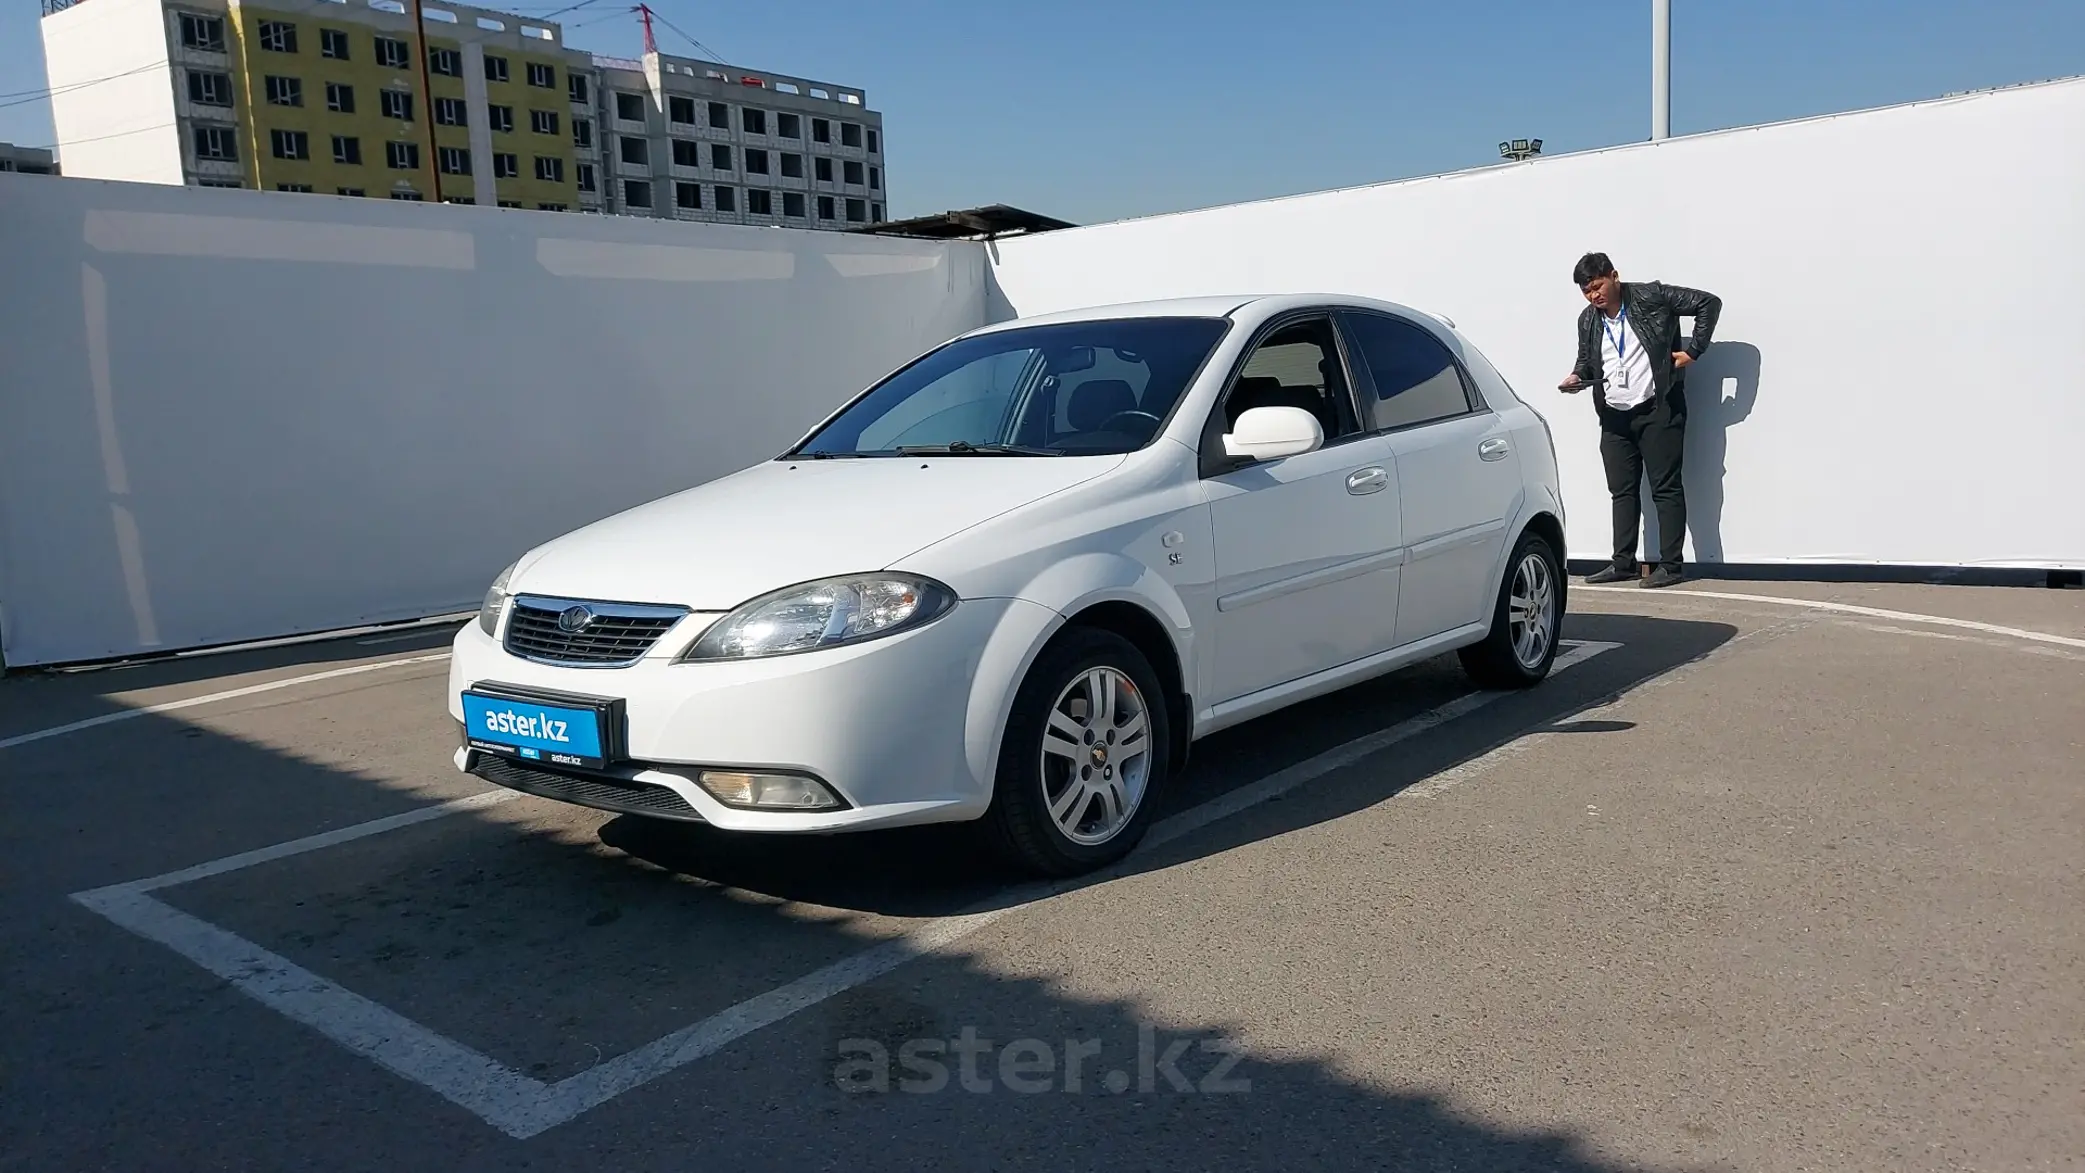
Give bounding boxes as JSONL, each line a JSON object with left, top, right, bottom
{"left": 790, "top": 317, "right": 1231, "bottom": 457}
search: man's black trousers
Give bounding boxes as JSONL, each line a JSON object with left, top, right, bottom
{"left": 1596, "top": 385, "right": 1687, "bottom": 573}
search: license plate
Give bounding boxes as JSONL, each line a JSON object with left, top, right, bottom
{"left": 461, "top": 683, "right": 624, "bottom": 771}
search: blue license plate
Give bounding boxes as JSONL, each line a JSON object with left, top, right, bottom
{"left": 461, "top": 685, "right": 619, "bottom": 770}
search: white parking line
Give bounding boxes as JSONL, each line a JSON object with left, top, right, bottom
{"left": 1141, "top": 640, "right": 1617, "bottom": 851}
{"left": 1394, "top": 617, "right": 1805, "bottom": 800}
{"left": 75, "top": 884, "right": 544, "bottom": 1132}
{"left": 0, "top": 652, "right": 452, "bottom": 753}
{"left": 69, "top": 639, "right": 1620, "bottom": 1139}
{"left": 129, "top": 790, "right": 522, "bottom": 892}
{"left": 1579, "top": 584, "right": 2085, "bottom": 650}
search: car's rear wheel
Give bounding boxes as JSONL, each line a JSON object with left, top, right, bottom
{"left": 982, "top": 628, "right": 1171, "bottom": 877}
{"left": 1457, "top": 530, "right": 1563, "bottom": 689}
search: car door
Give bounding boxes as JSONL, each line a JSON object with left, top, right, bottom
{"left": 1199, "top": 313, "right": 1404, "bottom": 706}
{"left": 1337, "top": 310, "right": 1523, "bottom": 649}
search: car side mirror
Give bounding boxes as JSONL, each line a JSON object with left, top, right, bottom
{"left": 1221, "top": 406, "right": 1323, "bottom": 463}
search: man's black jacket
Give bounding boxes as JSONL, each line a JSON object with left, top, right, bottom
{"left": 1573, "top": 280, "right": 1722, "bottom": 410}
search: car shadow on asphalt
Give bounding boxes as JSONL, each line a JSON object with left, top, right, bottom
{"left": 597, "top": 612, "right": 1737, "bottom": 919}
{"left": 5, "top": 609, "right": 1746, "bottom": 1170}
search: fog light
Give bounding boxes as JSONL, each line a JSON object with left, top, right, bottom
{"left": 697, "top": 770, "right": 844, "bottom": 810}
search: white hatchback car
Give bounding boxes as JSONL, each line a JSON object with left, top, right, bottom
{"left": 450, "top": 294, "right": 1567, "bottom": 876}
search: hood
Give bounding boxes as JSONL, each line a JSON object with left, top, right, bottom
{"left": 510, "top": 455, "right": 1123, "bottom": 610}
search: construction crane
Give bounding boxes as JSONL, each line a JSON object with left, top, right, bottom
{"left": 625, "top": 3, "right": 731, "bottom": 66}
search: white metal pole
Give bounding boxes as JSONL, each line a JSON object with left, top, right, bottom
{"left": 1652, "top": 0, "right": 1672, "bottom": 140}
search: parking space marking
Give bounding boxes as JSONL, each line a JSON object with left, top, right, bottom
{"left": 533, "top": 908, "right": 1022, "bottom": 1128}
{"left": 127, "top": 790, "right": 523, "bottom": 893}
{"left": 0, "top": 651, "right": 452, "bottom": 753}
{"left": 1393, "top": 619, "right": 1805, "bottom": 801}
{"left": 73, "top": 884, "right": 547, "bottom": 1134}
{"left": 1579, "top": 584, "right": 2085, "bottom": 650}
{"left": 68, "top": 639, "right": 1620, "bottom": 1140}
{"left": 1141, "top": 640, "right": 1621, "bottom": 850}
{"left": 1846, "top": 622, "right": 2085, "bottom": 661}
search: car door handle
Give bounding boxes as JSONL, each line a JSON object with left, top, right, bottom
{"left": 1346, "top": 466, "right": 1389, "bottom": 495}
{"left": 1478, "top": 438, "right": 1510, "bottom": 461}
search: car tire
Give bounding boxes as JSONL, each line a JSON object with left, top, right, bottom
{"left": 1457, "top": 530, "right": 1564, "bottom": 690}
{"left": 982, "top": 627, "right": 1173, "bottom": 878}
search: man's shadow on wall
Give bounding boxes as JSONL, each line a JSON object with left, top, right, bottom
{"left": 1640, "top": 341, "right": 1761, "bottom": 565}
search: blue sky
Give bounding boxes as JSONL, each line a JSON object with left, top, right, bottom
{"left": 3, "top": 0, "right": 2078, "bottom": 225}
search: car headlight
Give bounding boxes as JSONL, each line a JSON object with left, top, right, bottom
{"left": 680, "top": 573, "right": 956, "bottom": 661}
{"left": 478, "top": 561, "right": 516, "bottom": 636}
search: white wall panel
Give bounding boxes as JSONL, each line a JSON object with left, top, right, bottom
{"left": 41, "top": 0, "right": 186, "bottom": 186}
{"left": 0, "top": 177, "right": 985, "bottom": 666}
{"left": 4, "top": 78, "right": 2079, "bottom": 668}
{"left": 988, "top": 79, "right": 2085, "bottom": 574}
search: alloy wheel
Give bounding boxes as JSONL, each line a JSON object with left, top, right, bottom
{"left": 1037, "top": 666, "right": 1152, "bottom": 846}
{"left": 1508, "top": 550, "right": 1556, "bottom": 669}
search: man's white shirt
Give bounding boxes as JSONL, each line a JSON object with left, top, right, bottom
{"left": 1598, "top": 306, "right": 1657, "bottom": 410}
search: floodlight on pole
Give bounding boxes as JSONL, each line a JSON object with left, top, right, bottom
{"left": 1652, "top": 0, "right": 1671, "bottom": 140}
{"left": 1498, "top": 138, "right": 1543, "bottom": 161}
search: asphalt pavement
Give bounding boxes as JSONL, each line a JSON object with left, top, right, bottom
{"left": 2, "top": 579, "right": 2079, "bottom": 1172}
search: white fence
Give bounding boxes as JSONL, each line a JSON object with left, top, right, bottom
{"left": 988, "top": 77, "right": 2085, "bottom": 574}
{"left": 0, "top": 178, "right": 985, "bottom": 666}
{"left": 3, "top": 77, "right": 2080, "bottom": 667}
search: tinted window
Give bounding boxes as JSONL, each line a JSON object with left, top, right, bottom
{"left": 1344, "top": 313, "right": 1473, "bottom": 430}
{"left": 1051, "top": 345, "right": 1155, "bottom": 434}
{"left": 794, "top": 318, "right": 1231, "bottom": 458}
{"left": 1219, "top": 318, "right": 1360, "bottom": 443}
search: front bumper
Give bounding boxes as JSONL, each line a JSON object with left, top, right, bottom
{"left": 446, "top": 595, "right": 1060, "bottom": 833}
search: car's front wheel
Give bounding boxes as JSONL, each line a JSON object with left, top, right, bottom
{"left": 1457, "top": 529, "right": 1564, "bottom": 689}
{"left": 983, "top": 628, "right": 1171, "bottom": 877}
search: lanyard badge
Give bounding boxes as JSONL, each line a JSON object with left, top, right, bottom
{"left": 1603, "top": 307, "right": 1631, "bottom": 388}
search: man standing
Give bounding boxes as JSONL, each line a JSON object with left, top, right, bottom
{"left": 1558, "top": 252, "right": 1721, "bottom": 588}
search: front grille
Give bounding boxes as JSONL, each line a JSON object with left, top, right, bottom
{"left": 470, "top": 753, "right": 704, "bottom": 821}
{"left": 503, "top": 595, "right": 688, "bottom": 666}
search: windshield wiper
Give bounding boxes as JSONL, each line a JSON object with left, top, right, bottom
{"left": 790, "top": 450, "right": 868, "bottom": 459}
{"left": 894, "top": 441, "right": 1063, "bottom": 457}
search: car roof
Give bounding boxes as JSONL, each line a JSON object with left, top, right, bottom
{"left": 962, "top": 295, "right": 1261, "bottom": 334}
{"left": 962, "top": 292, "right": 1457, "bottom": 335}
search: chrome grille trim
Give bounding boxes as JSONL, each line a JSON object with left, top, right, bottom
{"left": 502, "top": 594, "right": 690, "bottom": 667}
